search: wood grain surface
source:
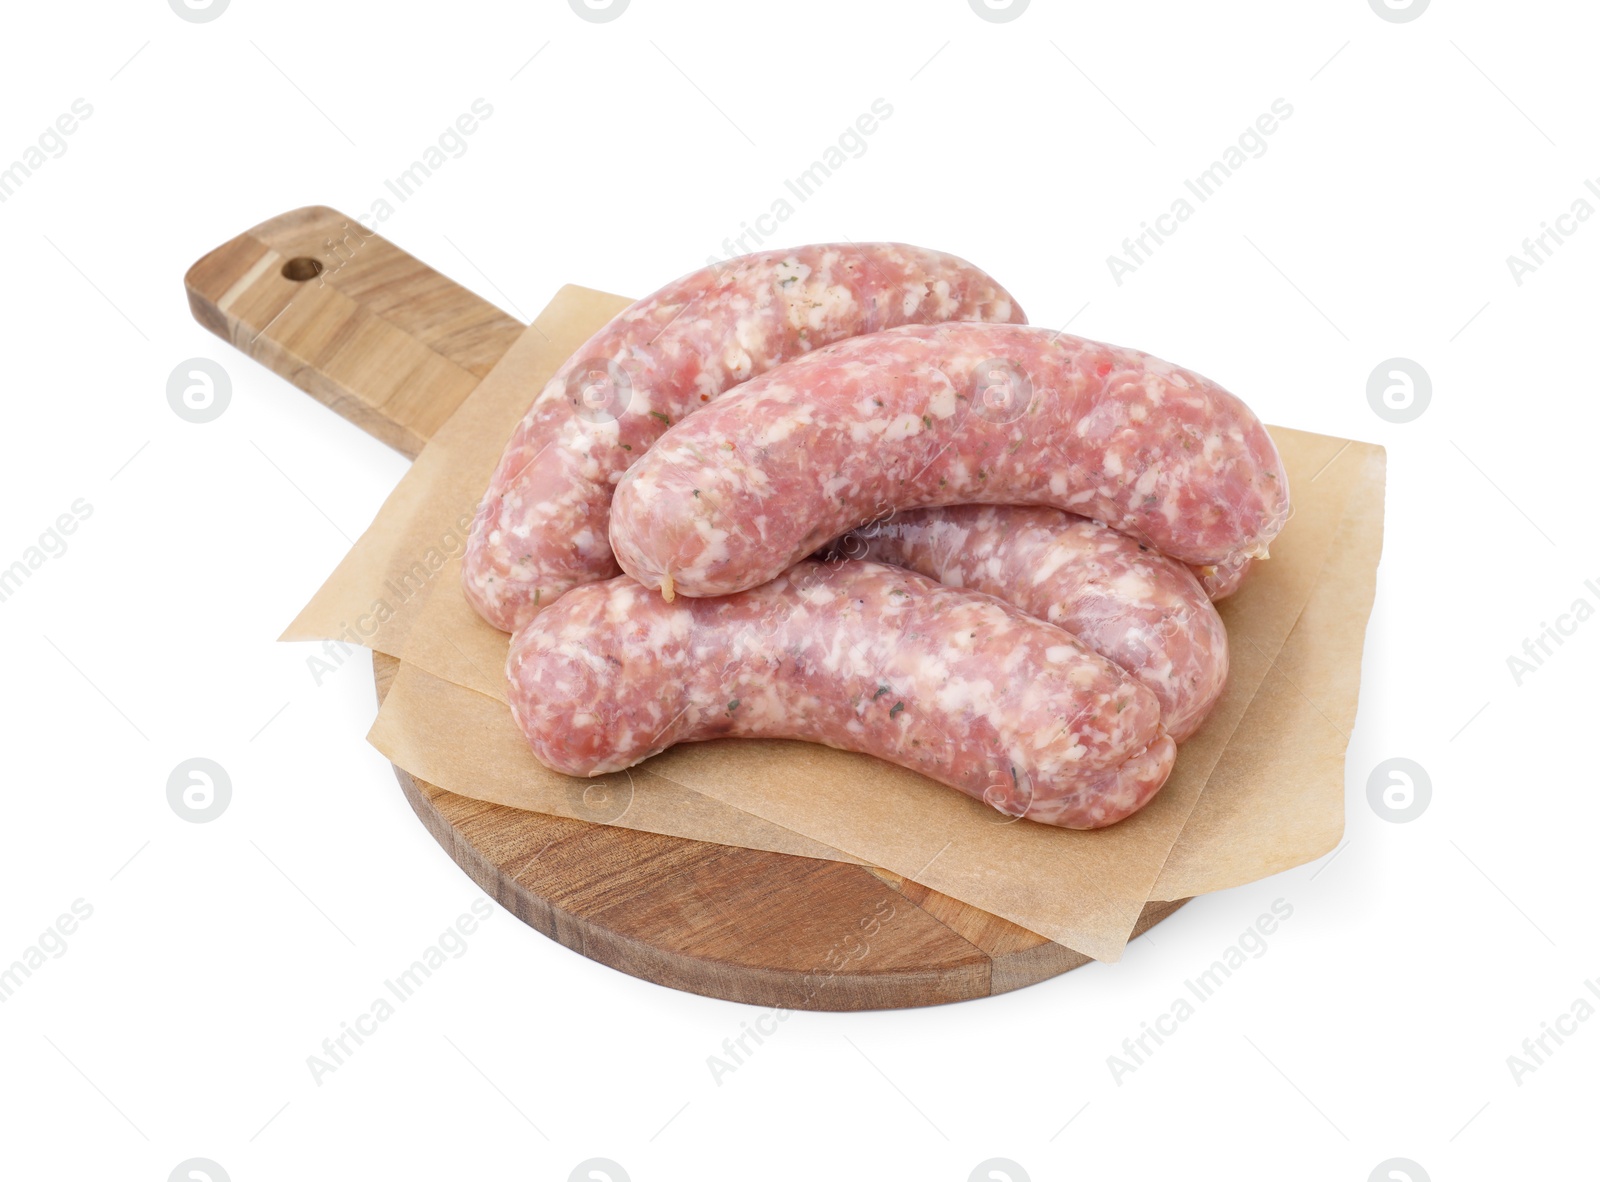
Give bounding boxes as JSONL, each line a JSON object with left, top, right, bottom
{"left": 186, "top": 207, "right": 1188, "bottom": 1009}
{"left": 184, "top": 206, "right": 522, "bottom": 456}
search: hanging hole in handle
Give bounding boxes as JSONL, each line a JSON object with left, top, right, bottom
{"left": 281, "top": 257, "right": 325, "bottom": 282}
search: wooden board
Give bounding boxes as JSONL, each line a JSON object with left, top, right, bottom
{"left": 183, "top": 206, "right": 523, "bottom": 457}
{"left": 185, "top": 207, "right": 1188, "bottom": 1009}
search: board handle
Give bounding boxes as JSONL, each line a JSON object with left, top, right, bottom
{"left": 183, "top": 206, "right": 524, "bottom": 457}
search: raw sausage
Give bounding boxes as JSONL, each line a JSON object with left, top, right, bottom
{"left": 832, "top": 506, "right": 1229, "bottom": 740}
{"left": 609, "top": 323, "right": 1290, "bottom": 598}
{"left": 506, "top": 560, "right": 1176, "bottom": 829}
{"left": 508, "top": 560, "right": 1174, "bottom": 828}
{"left": 464, "top": 245, "right": 1025, "bottom": 632}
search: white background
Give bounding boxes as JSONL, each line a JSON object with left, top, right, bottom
{"left": 1, "top": 1, "right": 1594, "bottom": 1179}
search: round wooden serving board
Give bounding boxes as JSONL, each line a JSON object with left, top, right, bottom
{"left": 186, "top": 207, "right": 1188, "bottom": 1009}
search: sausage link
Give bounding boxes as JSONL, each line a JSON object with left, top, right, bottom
{"left": 833, "top": 506, "right": 1229, "bottom": 740}
{"left": 464, "top": 245, "right": 1024, "bottom": 632}
{"left": 507, "top": 560, "right": 1176, "bottom": 829}
{"left": 609, "top": 323, "right": 1289, "bottom": 598}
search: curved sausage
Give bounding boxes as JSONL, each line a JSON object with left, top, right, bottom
{"left": 832, "top": 506, "right": 1229, "bottom": 740}
{"left": 507, "top": 560, "right": 1176, "bottom": 829}
{"left": 464, "top": 245, "right": 1025, "bottom": 632}
{"left": 608, "top": 323, "right": 1290, "bottom": 598}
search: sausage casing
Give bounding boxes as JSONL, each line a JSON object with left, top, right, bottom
{"left": 835, "top": 506, "right": 1229, "bottom": 740}
{"left": 610, "top": 323, "right": 1289, "bottom": 598}
{"left": 507, "top": 560, "right": 1176, "bottom": 829}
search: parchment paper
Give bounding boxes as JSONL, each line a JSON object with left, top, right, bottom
{"left": 281, "top": 287, "right": 636, "bottom": 662}
{"left": 280, "top": 287, "right": 846, "bottom": 864}
{"left": 1151, "top": 439, "right": 1386, "bottom": 900}
{"left": 368, "top": 660, "right": 859, "bottom": 864}
{"left": 286, "top": 285, "right": 1386, "bottom": 962}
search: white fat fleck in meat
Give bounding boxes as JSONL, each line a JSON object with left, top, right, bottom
{"left": 805, "top": 284, "right": 858, "bottom": 330}
{"left": 1069, "top": 662, "right": 1103, "bottom": 688}
{"left": 1030, "top": 546, "right": 1071, "bottom": 585}
{"left": 1050, "top": 736, "right": 1087, "bottom": 761}
{"left": 691, "top": 368, "right": 721, "bottom": 401}
{"left": 883, "top": 414, "right": 925, "bottom": 443}
{"left": 735, "top": 321, "right": 771, "bottom": 369}
{"left": 566, "top": 642, "right": 611, "bottom": 676}
{"left": 624, "top": 473, "right": 661, "bottom": 504}
{"left": 647, "top": 611, "right": 692, "bottom": 649}
{"left": 691, "top": 519, "right": 731, "bottom": 564}
{"left": 739, "top": 465, "right": 777, "bottom": 497}
{"left": 999, "top": 644, "right": 1031, "bottom": 675}
{"left": 933, "top": 675, "right": 989, "bottom": 717}
{"left": 1110, "top": 570, "right": 1154, "bottom": 600}
{"left": 754, "top": 408, "right": 812, "bottom": 447}
{"left": 848, "top": 418, "right": 883, "bottom": 444}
